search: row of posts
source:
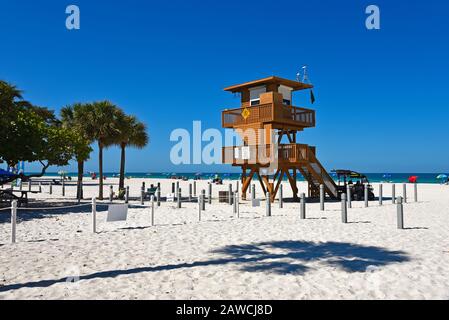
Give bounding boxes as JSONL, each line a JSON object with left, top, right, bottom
{"left": 20, "top": 179, "right": 419, "bottom": 208}
{"left": 8, "top": 181, "right": 419, "bottom": 243}
{"left": 114, "top": 181, "right": 417, "bottom": 222}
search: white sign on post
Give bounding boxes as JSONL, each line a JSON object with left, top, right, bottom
{"left": 234, "top": 147, "right": 240, "bottom": 160}
{"left": 166, "top": 193, "right": 175, "bottom": 202}
{"left": 252, "top": 199, "right": 261, "bottom": 207}
{"left": 241, "top": 146, "right": 250, "bottom": 160}
{"left": 107, "top": 204, "right": 128, "bottom": 222}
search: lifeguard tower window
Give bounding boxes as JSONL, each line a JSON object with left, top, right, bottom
{"left": 279, "top": 85, "right": 293, "bottom": 106}
{"left": 249, "top": 86, "right": 266, "bottom": 106}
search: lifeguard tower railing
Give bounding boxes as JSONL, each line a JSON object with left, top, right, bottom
{"left": 222, "top": 144, "right": 339, "bottom": 198}
{"left": 222, "top": 144, "right": 311, "bottom": 166}
{"left": 222, "top": 103, "right": 316, "bottom": 128}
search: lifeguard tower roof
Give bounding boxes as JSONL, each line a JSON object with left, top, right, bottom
{"left": 224, "top": 76, "right": 313, "bottom": 93}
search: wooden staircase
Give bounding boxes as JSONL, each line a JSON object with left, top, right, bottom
{"left": 298, "top": 147, "right": 339, "bottom": 198}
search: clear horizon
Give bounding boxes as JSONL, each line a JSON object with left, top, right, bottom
{"left": 1, "top": 0, "right": 448, "bottom": 173}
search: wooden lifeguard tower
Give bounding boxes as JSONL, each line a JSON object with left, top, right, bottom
{"left": 221, "top": 76, "right": 338, "bottom": 202}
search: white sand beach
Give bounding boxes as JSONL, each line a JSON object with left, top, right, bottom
{"left": 1, "top": 178, "right": 449, "bottom": 300}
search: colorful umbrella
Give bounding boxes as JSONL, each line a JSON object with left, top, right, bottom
{"left": 408, "top": 176, "right": 418, "bottom": 183}
{"left": 0, "top": 168, "right": 15, "bottom": 176}
{"left": 437, "top": 173, "right": 447, "bottom": 183}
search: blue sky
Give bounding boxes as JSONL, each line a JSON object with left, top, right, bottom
{"left": 1, "top": 0, "right": 448, "bottom": 173}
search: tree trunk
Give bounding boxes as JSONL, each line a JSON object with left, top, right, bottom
{"left": 99, "top": 142, "right": 104, "bottom": 200}
{"left": 119, "top": 144, "right": 126, "bottom": 193}
{"left": 77, "top": 160, "right": 84, "bottom": 199}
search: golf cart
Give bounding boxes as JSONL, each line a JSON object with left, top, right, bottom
{"left": 332, "top": 170, "right": 375, "bottom": 201}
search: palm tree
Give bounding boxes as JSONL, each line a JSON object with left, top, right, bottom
{"left": 82, "top": 101, "right": 120, "bottom": 199}
{"left": 60, "top": 104, "right": 93, "bottom": 199}
{"left": 114, "top": 113, "right": 149, "bottom": 192}
{"left": 0, "top": 80, "right": 31, "bottom": 109}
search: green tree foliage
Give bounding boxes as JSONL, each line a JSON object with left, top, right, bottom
{"left": 60, "top": 104, "right": 93, "bottom": 199}
{"left": 0, "top": 80, "right": 75, "bottom": 183}
{"left": 114, "top": 112, "right": 149, "bottom": 193}
{"left": 80, "top": 101, "right": 120, "bottom": 199}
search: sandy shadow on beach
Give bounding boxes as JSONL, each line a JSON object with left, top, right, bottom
{"left": 0, "top": 240, "right": 410, "bottom": 293}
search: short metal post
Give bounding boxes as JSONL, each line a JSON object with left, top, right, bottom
{"left": 347, "top": 185, "right": 352, "bottom": 208}
{"left": 341, "top": 193, "right": 348, "bottom": 223}
{"left": 414, "top": 183, "right": 418, "bottom": 202}
{"left": 193, "top": 181, "right": 197, "bottom": 197}
{"left": 19, "top": 181, "right": 22, "bottom": 191}
{"left": 236, "top": 181, "right": 239, "bottom": 193}
{"left": 109, "top": 186, "right": 113, "bottom": 202}
{"left": 171, "top": 182, "right": 175, "bottom": 194}
{"left": 29, "top": 179, "right": 32, "bottom": 192}
{"left": 157, "top": 187, "right": 161, "bottom": 207}
{"left": 189, "top": 184, "right": 192, "bottom": 202}
{"left": 364, "top": 184, "right": 368, "bottom": 207}
{"left": 49, "top": 181, "right": 53, "bottom": 195}
{"left": 392, "top": 184, "right": 396, "bottom": 204}
{"left": 266, "top": 192, "right": 271, "bottom": 217}
{"left": 379, "top": 184, "right": 383, "bottom": 206}
{"left": 177, "top": 188, "right": 181, "bottom": 208}
{"left": 251, "top": 184, "right": 256, "bottom": 200}
{"left": 233, "top": 192, "right": 237, "bottom": 214}
{"left": 125, "top": 186, "right": 129, "bottom": 204}
{"left": 151, "top": 195, "right": 155, "bottom": 226}
{"left": 92, "top": 197, "right": 97, "bottom": 233}
{"left": 39, "top": 182, "right": 42, "bottom": 193}
{"left": 208, "top": 183, "right": 212, "bottom": 204}
{"left": 198, "top": 194, "right": 202, "bottom": 221}
{"left": 201, "top": 189, "right": 206, "bottom": 211}
{"left": 228, "top": 184, "right": 233, "bottom": 205}
{"left": 403, "top": 184, "right": 407, "bottom": 203}
{"left": 300, "top": 193, "right": 306, "bottom": 219}
{"left": 176, "top": 182, "right": 179, "bottom": 200}
{"left": 279, "top": 184, "right": 283, "bottom": 209}
{"left": 397, "top": 196, "right": 404, "bottom": 229}
{"left": 141, "top": 189, "right": 145, "bottom": 205}
{"left": 236, "top": 192, "right": 240, "bottom": 218}
{"left": 11, "top": 200, "right": 17, "bottom": 243}
{"left": 62, "top": 179, "right": 65, "bottom": 197}
{"left": 320, "top": 184, "right": 325, "bottom": 211}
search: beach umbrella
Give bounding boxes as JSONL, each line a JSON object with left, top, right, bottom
{"left": 436, "top": 174, "right": 447, "bottom": 180}
{"left": 408, "top": 176, "right": 418, "bottom": 183}
{"left": 0, "top": 168, "right": 15, "bottom": 177}
{"left": 382, "top": 173, "right": 392, "bottom": 179}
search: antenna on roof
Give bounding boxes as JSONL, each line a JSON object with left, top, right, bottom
{"left": 301, "top": 65, "right": 309, "bottom": 83}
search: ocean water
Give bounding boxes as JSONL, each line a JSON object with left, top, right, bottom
{"left": 39, "top": 172, "right": 448, "bottom": 184}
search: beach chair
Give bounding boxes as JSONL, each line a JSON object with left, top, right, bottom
{"left": 145, "top": 187, "right": 158, "bottom": 199}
